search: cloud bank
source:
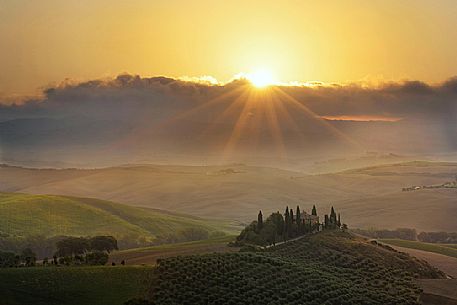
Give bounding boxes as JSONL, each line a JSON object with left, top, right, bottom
{"left": 2, "top": 74, "right": 456, "bottom": 122}
{"left": 0, "top": 74, "right": 456, "bottom": 166}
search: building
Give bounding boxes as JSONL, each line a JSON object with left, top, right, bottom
{"left": 302, "top": 212, "right": 319, "bottom": 226}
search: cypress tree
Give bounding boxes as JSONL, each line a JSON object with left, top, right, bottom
{"left": 311, "top": 205, "right": 317, "bottom": 216}
{"left": 324, "top": 214, "right": 329, "bottom": 228}
{"left": 330, "top": 206, "right": 336, "bottom": 225}
{"left": 289, "top": 209, "right": 294, "bottom": 237}
{"left": 296, "top": 206, "right": 301, "bottom": 234}
{"left": 284, "top": 207, "right": 290, "bottom": 239}
{"left": 337, "top": 213, "right": 341, "bottom": 227}
{"left": 257, "top": 210, "right": 263, "bottom": 231}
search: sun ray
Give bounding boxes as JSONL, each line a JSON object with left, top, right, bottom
{"left": 196, "top": 88, "right": 253, "bottom": 142}
{"left": 221, "top": 89, "right": 259, "bottom": 161}
{"left": 273, "top": 87, "right": 363, "bottom": 150}
{"left": 106, "top": 83, "right": 249, "bottom": 151}
{"left": 264, "top": 91, "right": 287, "bottom": 159}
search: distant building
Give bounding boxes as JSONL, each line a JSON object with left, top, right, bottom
{"left": 302, "top": 212, "right": 319, "bottom": 225}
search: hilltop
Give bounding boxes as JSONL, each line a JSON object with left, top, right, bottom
{"left": 0, "top": 192, "right": 240, "bottom": 253}
{"left": 147, "top": 231, "right": 444, "bottom": 305}
{"left": 0, "top": 161, "right": 456, "bottom": 231}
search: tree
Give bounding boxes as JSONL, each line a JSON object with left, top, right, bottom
{"left": 330, "top": 206, "right": 337, "bottom": 225}
{"left": 337, "top": 213, "right": 341, "bottom": 227}
{"left": 20, "top": 248, "right": 36, "bottom": 267}
{"left": 0, "top": 251, "right": 18, "bottom": 268}
{"left": 311, "top": 205, "right": 317, "bottom": 216}
{"left": 260, "top": 220, "right": 277, "bottom": 245}
{"left": 89, "top": 236, "right": 118, "bottom": 253}
{"left": 56, "top": 237, "right": 90, "bottom": 257}
{"left": 289, "top": 209, "right": 295, "bottom": 237}
{"left": 85, "top": 251, "right": 109, "bottom": 265}
{"left": 296, "top": 206, "right": 301, "bottom": 234}
{"left": 324, "top": 215, "right": 329, "bottom": 228}
{"left": 268, "top": 212, "right": 284, "bottom": 237}
{"left": 257, "top": 211, "right": 263, "bottom": 232}
{"left": 284, "top": 207, "right": 290, "bottom": 239}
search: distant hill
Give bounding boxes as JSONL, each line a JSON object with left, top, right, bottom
{"left": 0, "top": 193, "right": 240, "bottom": 250}
{"left": 148, "top": 231, "right": 444, "bottom": 305}
{"left": 0, "top": 161, "right": 456, "bottom": 232}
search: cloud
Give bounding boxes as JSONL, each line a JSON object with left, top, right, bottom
{"left": 1, "top": 74, "right": 456, "bottom": 121}
{"left": 0, "top": 74, "right": 456, "bottom": 163}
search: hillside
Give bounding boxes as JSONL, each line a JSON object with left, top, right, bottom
{"left": 0, "top": 193, "right": 240, "bottom": 250}
{"left": 148, "top": 231, "right": 444, "bottom": 305}
{"left": 110, "top": 235, "right": 237, "bottom": 265}
{"left": 0, "top": 161, "right": 456, "bottom": 231}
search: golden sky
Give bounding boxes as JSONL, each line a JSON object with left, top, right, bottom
{"left": 1, "top": 0, "right": 457, "bottom": 96}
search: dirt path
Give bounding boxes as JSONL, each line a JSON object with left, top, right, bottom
{"left": 391, "top": 245, "right": 457, "bottom": 278}
{"left": 264, "top": 233, "right": 312, "bottom": 249}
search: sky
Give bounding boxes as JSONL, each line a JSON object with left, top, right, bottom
{"left": 1, "top": 0, "right": 457, "bottom": 97}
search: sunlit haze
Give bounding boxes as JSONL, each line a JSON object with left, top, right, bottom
{"left": 2, "top": 0, "right": 457, "bottom": 97}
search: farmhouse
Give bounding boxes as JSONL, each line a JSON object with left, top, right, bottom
{"left": 302, "top": 212, "right": 319, "bottom": 225}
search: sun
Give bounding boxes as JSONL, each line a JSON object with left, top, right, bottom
{"left": 246, "top": 69, "right": 276, "bottom": 88}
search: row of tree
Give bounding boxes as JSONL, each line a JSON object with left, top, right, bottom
{"left": 351, "top": 228, "right": 417, "bottom": 241}
{"left": 236, "top": 205, "right": 343, "bottom": 246}
{"left": 323, "top": 206, "right": 342, "bottom": 229}
{"left": 353, "top": 228, "right": 457, "bottom": 243}
{"left": 0, "top": 235, "right": 118, "bottom": 268}
{"left": 418, "top": 231, "right": 457, "bottom": 243}
{"left": 51, "top": 236, "right": 118, "bottom": 266}
{"left": 0, "top": 248, "right": 37, "bottom": 268}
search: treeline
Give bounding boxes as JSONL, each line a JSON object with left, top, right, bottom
{"left": 418, "top": 232, "right": 457, "bottom": 243}
{"left": 235, "top": 205, "right": 344, "bottom": 246}
{"left": 0, "top": 248, "right": 37, "bottom": 268}
{"left": 0, "top": 228, "right": 218, "bottom": 259}
{"left": 0, "top": 235, "right": 118, "bottom": 268}
{"left": 353, "top": 228, "right": 457, "bottom": 244}
{"left": 52, "top": 236, "right": 118, "bottom": 266}
{"left": 352, "top": 228, "right": 417, "bottom": 241}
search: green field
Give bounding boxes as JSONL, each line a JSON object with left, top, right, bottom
{"left": 110, "top": 235, "right": 238, "bottom": 265}
{"left": 0, "top": 192, "right": 241, "bottom": 247}
{"left": 380, "top": 239, "right": 457, "bottom": 259}
{"left": 0, "top": 266, "right": 154, "bottom": 305}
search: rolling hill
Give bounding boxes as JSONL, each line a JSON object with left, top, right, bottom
{"left": 0, "top": 161, "right": 456, "bottom": 232}
{"left": 147, "top": 231, "right": 444, "bottom": 305}
{"left": 0, "top": 192, "right": 240, "bottom": 251}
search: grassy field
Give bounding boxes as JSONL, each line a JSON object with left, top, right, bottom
{"left": 0, "top": 266, "right": 154, "bottom": 305}
{"left": 381, "top": 239, "right": 457, "bottom": 259}
{"left": 110, "top": 235, "right": 238, "bottom": 265}
{"left": 0, "top": 192, "right": 241, "bottom": 246}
